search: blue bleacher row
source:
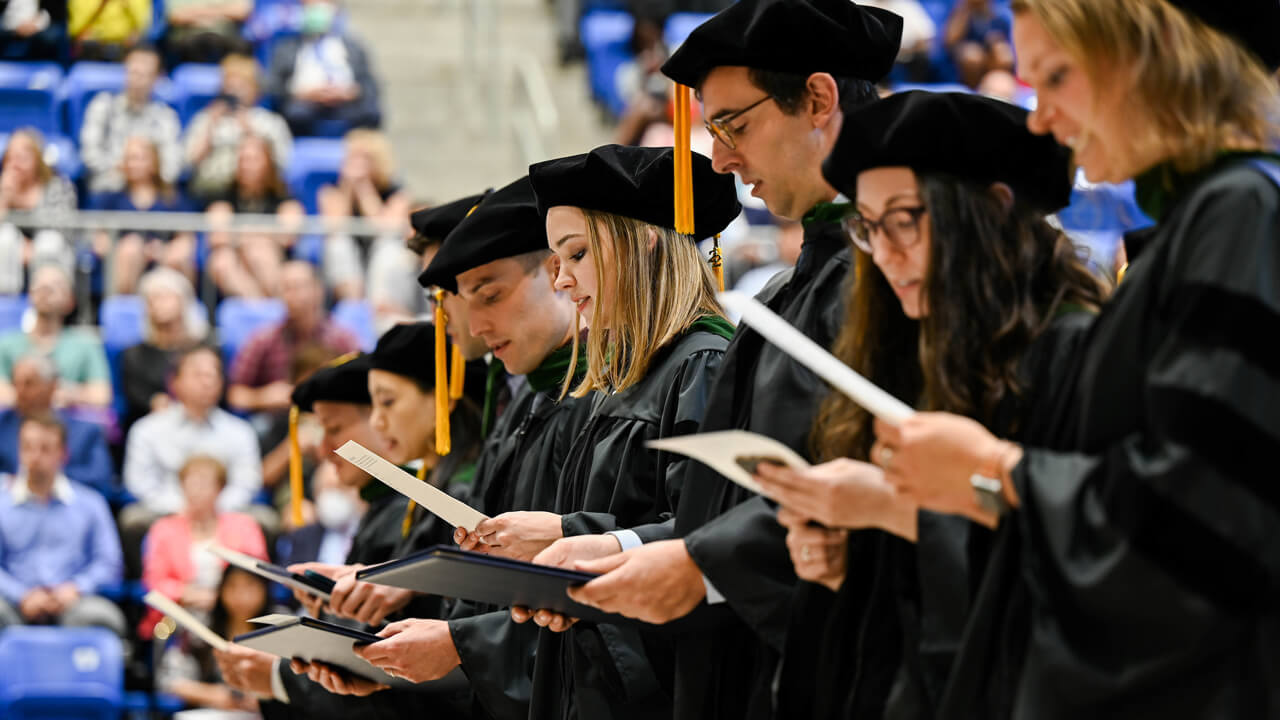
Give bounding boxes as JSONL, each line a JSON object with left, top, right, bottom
{"left": 581, "top": 1, "right": 1012, "bottom": 117}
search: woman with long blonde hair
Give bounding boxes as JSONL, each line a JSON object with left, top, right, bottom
{"left": 874, "top": 1, "right": 1280, "bottom": 717}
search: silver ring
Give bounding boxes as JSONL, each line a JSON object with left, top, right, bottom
{"left": 880, "top": 446, "right": 895, "bottom": 468}
{"left": 801, "top": 546, "right": 812, "bottom": 562}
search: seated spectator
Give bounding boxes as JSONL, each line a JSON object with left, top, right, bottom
{"left": 276, "top": 460, "right": 363, "bottom": 568}
{"left": 612, "top": 2, "right": 670, "bottom": 147}
{"left": 141, "top": 455, "right": 267, "bottom": 638}
{"left": 81, "top": 45, "right": 181, "bottom": 195}
{"left": 0, "top": 130, "right": 77, "bottom": 294}
{"left": 227, "top": 260, "right": 359, "bottom": 419}
{"left": 0, "top": 354, "right": 113, "bottom": 495}
{"left": 185, "top": 53, "right": 293, "bottom": 203}
{"left": 267, "top": 0, "right": 382, "bottom": 137}
{"left": 0, "top": 0, "right": 67, "bottom": 60}
{"left": 319, "top": 129, "right": 413, "bottom": 308}
{"left": 164, "top": 0, "right": 251, "bottom": 64}
{"left": 68, "top": 0, "right": 151, "bottom": 61}
{"left": 122, "top": 345, "right": 265, "bottom": 547}
{"left": 0, "top": 413, "right": 125, "bottom": 636}
{"left": 943, "top": 0, "right": 1014, "bottom": 90}
{"left": 205, "top": 135, "right": 304, "bottom": 298}
{"left": 120, "top": 267, "right": 209, "bottom": 434}
{"left": 258, "top": 343, "right": 336, "bottom": 503}
{"left": 156, "top": 565, "right": 276, "bottom": 713}
{"left": 0, "top": 264, "right": 112, "bottom": 410}
{"left": 731, "top": 217, "right": 803, "bottom": 303}
{"left": 90, "top": 135, "right": 198, "bottom": 294}
{"left": 861, "top": 0, "right": 936, "bottom": 83}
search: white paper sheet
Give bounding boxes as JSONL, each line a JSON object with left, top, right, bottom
{"left": 718, "top": 291, "right": 916, "bottom": 425}
{"left": 204, "top": 542, "right": 332, "bottom": 600}
{"left": 143, "top": 590, "right": 230, "bottom": 651}
{"left": 248, "top": 614, "right": 299, "bottom": 626}
{"left": 648, "top": 430, "right": 811, "bottom": 498}
{"left": 334, "top": 441, "right": 489, "bottom": 532}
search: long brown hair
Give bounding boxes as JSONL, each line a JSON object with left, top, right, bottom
{"left": 564, "top": 209, "right": 725, "bottom": 397}
{"left": 1012, "top": 0, "right": 1279, "bottom": 175}
{"left": 812, "top": 173, "right": 1108, "bottom": 461}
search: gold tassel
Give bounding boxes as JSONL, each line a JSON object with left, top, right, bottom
{"left": 673, "top": 82, "right": 696, "bottom": 237}
{"left": 402, "top": 462, "right": 429, "bottom": 538}
{"left": 288, "top": 406, "right": 303, "bottom": 527}
{"left": 710, "top": 234, "right": 724, "bottom": 292}
{"left": 433, "top": 289, "right": 452, "bottom": 457}
{"left": 1116, "top": 262, "right": 1128, "bottom": 285}
{"left": 449, "top": 345, "right": 464, "bottom": 401}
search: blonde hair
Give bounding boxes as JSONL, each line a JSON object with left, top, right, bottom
{"left": 342, "top": 128, "right": 395, "bottom": 190}
{"left": 1013, "top": 0, "right": 1279, "bottom": 174}
{"left": 564, "top": 210, "right": 725, "bottom": 397}
{"left": 180, "top": 454, "right": 227, "bottom": 490}
{"left": 139, "top": 266, "right": 208, "bottom": 342}
{"left": 4, "top": 128, "right": 53, "bottom": 185}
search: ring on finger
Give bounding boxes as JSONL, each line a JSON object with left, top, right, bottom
{"left": 879, "top": 445, "right": 895, "bottom": 469}
{"left": 801, "top": 546, "right": 812, "bottom": 562}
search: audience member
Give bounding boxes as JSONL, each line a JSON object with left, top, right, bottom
{"left": 319, "top": 129, "right": 413, "bottom": 310}
{"left": 67, "top": 0, "right": 151, "bottom": 61}
{"left": 730, "top": 218, "right": 803, "bottom": 301}
{"left": 90, "top": 135, "right": 198, "bottom": 294}
{"left": 258, "top": 343, "right": 335, "bottom": 504}
{"left": 155, "top": 565, "right": 275, "bottom": 713}
{"left": 164, "top": 0, "right": 252, "bottom": 64}
{"left": 861, "top": 0, "right": 936, "bottom": 82}
{"left": 184, "top": 53, "right": 294, "bottom": 202}
{"left": 275, "top": 461, "right": 363, "bottom": 568}
{"left": 0, "top": 354, "right": 113, "bottom": 495}
{"left": 227, "top": 261, "right": 359, "bottom": 417}
{"left": 0, "top": 130, "right": 77, "bottom": 294}
{"left": 612, "top": 2, "right": 671, "bottom": 147}
{"left": 122, "top": 345, "right": 264, "bottom": 542}
{"left": 205, "top": 135, "right": 304, "bottom": 298}
{"left": 943, "top": 0, "right": 1014, "bottom": 89}
{"left": 119, "top": 268, "right": 209, "bottom": 433}
{"left": 0, "top": 264, "right": 112, "bottom": 410}
{"left": 0, "top": 0, "right": 66, "bottom": 60}
{"left": 80, "top": 45, "right": 181, "bottom": 195}
{"left": 141, "top": 455, "right": 267, "bottom": 638}
{"left": 267, "top": 0, "right": 382, "bottom": 137}
{"left": 0, "top": 413, "right": 125, "bottom": 636}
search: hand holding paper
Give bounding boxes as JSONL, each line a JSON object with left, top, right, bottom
{"left": 648, "top": 430, "right": 810, "bottom": 498}
{"left": 334, "top": 441, "right": 489, "bottom": 532}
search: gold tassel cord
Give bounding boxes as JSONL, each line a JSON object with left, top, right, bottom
{"left": 449, "top": 345, "right": 465, "bottom": 401}
{"left": 673, "top": 82, "right": 696, "bottom": 237}
{"left": 433, "top": 289, "right": 452, "bottom": 456}
{"left": 710, "top": 234, "right": 724, "bottom": 292}
{"left": 402, "top": 462, "right": 429, "bottom": 538}
{"left": 288, "top": 405, "right": 303, "bottom": 527}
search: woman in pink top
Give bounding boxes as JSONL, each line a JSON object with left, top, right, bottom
{"left": 140, "top": 454, "right": 267, "bottom": 638}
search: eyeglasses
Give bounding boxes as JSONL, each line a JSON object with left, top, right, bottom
{"left": 842, "top": 206, "right": 928, "bottom": 254}
{"left": 704, "top": 94, "right": 774, "bottom": 150}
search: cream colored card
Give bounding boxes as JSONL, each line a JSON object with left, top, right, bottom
{"left": 648, "top": 430, "right": 811, "bottom": 497}
{"left": 334, "top": 441, "right": 489, "bottom": 532}
{"left": 143, "top": 590, "right": 230, "bottom": 651}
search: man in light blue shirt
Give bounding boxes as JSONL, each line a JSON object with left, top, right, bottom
{"left": 0, "top": 413, "right": 125, "bottom": 635}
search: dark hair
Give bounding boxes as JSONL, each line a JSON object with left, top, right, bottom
{"left": 194, "top": 566, "right": 271, "bottom": 678}
{"left": 745, "top": 69, "right": 879, "bottom": 116}
{"left": 174, "top": 344, "right": 222, "bottom": 377}
{"left": 19, "top": 411, "right": 66, "bottom": 447}
{"left": 511, "top": 248, "right": 553, "bottom": 275}
{"left": 812, "top": 173, "right": 1109, "bottom": 461}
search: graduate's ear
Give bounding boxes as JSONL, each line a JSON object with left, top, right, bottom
{"left": 987, "top": 182, "right": 1015, "bottom": 215}
{"left": 646, "top": 226, "right": 659, "bottom": 251}
{"left": 805, "top": 72, "right": 840, "bottom": 130}
{"left": 542, "top": 253, "right": 561, "bottom": 290}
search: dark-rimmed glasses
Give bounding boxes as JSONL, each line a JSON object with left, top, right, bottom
{"left": 842, "top": 206, "right": 929, "bottom": 254}
{"left": 704, "top": 94, "right": 774, "bottom": 150}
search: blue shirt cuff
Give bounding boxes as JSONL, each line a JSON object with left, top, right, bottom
{"left": 703, "top": 574, "right": 725, "bottom": 605}
{"left": 605, "top": 529, "right": 642, "bottom": 552}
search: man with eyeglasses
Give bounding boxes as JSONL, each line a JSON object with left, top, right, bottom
{"left": 546, "top": 0, "right": 905, "bottom": 718}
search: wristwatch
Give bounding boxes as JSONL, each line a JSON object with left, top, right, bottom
{"left": 970, "top": 441, "right": 1015, "bottom": 517}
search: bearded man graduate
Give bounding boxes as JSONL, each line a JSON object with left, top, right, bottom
{"left": 545, "top": 1, "right": 904, "bottom": 718}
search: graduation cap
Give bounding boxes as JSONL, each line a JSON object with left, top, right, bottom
{"left": 660, "top": 0, "right": 904, "bottom": 88}
{"left": 822, "top": 91, "right": 1074, "bottom": 214}
{"left": 417, "top": 177, "right": 545, "bottom": 294}
{"left": 409, "top": 191, "right": 492, "bottom": 244}
{"left": 1166, "top": 0, "right": 1280, "bottom": 70}
{"left": 287, "top": 352, "right": 371, "bottom": 525}
{"left": 528, "top": 144, "right": 742, "bottom": 239}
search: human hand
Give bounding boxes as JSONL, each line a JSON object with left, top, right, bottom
{"left": 567, "top": 539, "right": 706, "bottom": 624}
{"left": 532, "top": 534, "right": 621, "bottom": 570}
{"left": 290, "top": 659, "right": 389, "bottom": 696}
{"left": 287, "top": 562, "right": 352, "bottom": 617}
{"left": 327, "top": 572, "right": 414, "bottom": 626}
{"left": 49, "top": 582, "right": 80, "bottom": 614}
{"left": 213, "top": 645, "right": 277, "bottom": 697}
{"left": 19, "top": 587, "right": 55, "bottom": 620}
{"left": 509, "top": 604, "right": 578, "bottom": 632}
{"left": 354, "top": 619, "right": 459, "bottom": 683}
{"left": 754, "top": 458, "right": 917, "bottom": 539}
{"left": 465, "top": 512, "right": 564, "bottom": 561}
{"left": 776, "top": 508, "right": 848, "bottom": 592}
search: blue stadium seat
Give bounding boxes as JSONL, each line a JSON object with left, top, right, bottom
{"left": 0, "top": 62, "right": 63, "bottom": 135}
{"left": 286, "top": 138, "right": 345, "bottom": 214}
{"left": 0, "top": 132, "right": 85, "bottom": 182}
{"left": 891, "top": 82, "right": 974, "bottom": 95}
{"left": 216, "top": 297, "right": 286, "bottom": 367}
{"left": 171, "top": 63, "right": 224, "bottom": 126}
{"left": 0, "top": 626, "right": 125, "bottom": 720}
{"left": 0, "top": 295, "right": 28, "bottom": 332}
{"left": 333, "top": 298, "right": 376, "bottom": 351}
{"left": 60, "top": 61, "right": 176, "bottom": 140}
{"left": 580, "top": 9, "right": 634, "bottom": 117}
{"left": 663, "top": 13, "right": 712, "bottom": 52}
{"left": 99, "top": 294, "right": 146, "bottom": 352}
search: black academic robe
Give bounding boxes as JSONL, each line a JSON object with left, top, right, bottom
{"left": 775, "top": 309, "right": 1097, "bottom": 720}
{"left": 527, "top": 328, "right": 729, "bottom": 720}
{"left": 660, "top": 218, "right": 849, "bottom": 720}
{"left": 939, "top": 155, "right": 1280, "bottom": 719}
{"left": 447, "top": 372, "right": 594, "bottom": 720}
